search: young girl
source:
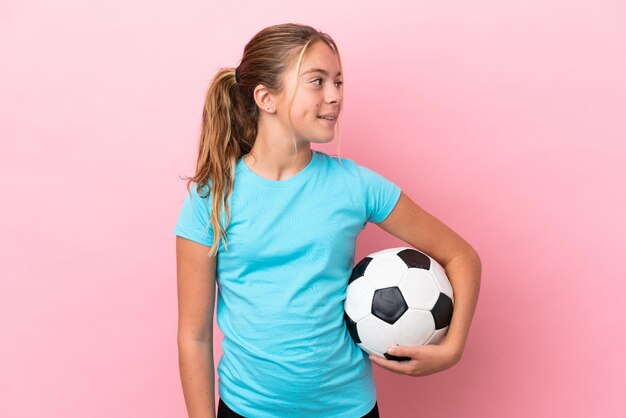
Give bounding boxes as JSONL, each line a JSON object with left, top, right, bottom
{"left": 174, "top": 23, "right": 481, "bottom": 418}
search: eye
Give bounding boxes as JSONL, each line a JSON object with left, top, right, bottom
{"left": 311, "top": 78, "right": 344, "bottom": 88}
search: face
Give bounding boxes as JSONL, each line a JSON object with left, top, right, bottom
{"left": 274, "top": 41, "right": 343, "bottom": 143}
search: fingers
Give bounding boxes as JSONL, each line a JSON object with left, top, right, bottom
{"left": 369, "top": 353, "right": 417, "bottom": 375}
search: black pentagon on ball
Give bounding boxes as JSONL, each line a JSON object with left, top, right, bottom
{"left": 344, "top": 311, "right": 361, "bottom": 343}
{"left": 349, "top": 257, "right": 372, "bottom": 285}
{"left": 371, "top": 287, "right": 408, "bottom": 324}
{"left": 397, "top": 248, "right": 431, "bottom": 270}
{"left": 384, "top": 352, "right": 412, "bottom": 362}
{"left": 432, "top": 292, "right": 454, "bottom": 329}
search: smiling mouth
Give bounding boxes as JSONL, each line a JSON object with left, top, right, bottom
{"left": 318, "top": 116, "right": 337, "bottom": 125}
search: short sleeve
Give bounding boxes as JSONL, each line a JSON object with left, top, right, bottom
{"left": 356, "top": 163, "right": 402, "bottom": 223}
{"left": 173, "top": 183, "right": 215, "bottom": 247}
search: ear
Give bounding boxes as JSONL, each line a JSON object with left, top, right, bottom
{"left": 253, "top": 84, "right": 276, "bottom": 113}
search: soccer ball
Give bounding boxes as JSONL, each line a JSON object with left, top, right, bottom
{"left": 344, "top": 246, "right": 454, "bottom": 361}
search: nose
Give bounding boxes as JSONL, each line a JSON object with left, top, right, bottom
{"left": 326, "top": 84, "right": 342, "bottom": 104}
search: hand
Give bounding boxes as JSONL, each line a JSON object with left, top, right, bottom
{"left": 368, "top": 341, "right": 461, "bottom": 377}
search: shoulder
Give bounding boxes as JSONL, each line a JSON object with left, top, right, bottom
{"left": 315, "top": 151, "right": 385, "bottom": 184}
{"left": 315, "top": 150, "right": 359, "bottom": 175}
{"left": 184, "top": 179, "right": 213, "bottom": 200}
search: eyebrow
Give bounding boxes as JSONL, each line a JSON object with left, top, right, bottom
{"left": 301, "top": 68, "right": 342, "bottom": 77}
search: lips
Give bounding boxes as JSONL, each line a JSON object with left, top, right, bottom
{"left": 318, "top": 116, "right": 337, "bottom": 126}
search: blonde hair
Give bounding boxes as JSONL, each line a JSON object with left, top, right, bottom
{"left": 180, "top": 23, "right": 344, "bottom": 257}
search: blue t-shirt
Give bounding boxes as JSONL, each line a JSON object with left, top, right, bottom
{"left": 173, "top": 150, "right": 401, "bottom": 418}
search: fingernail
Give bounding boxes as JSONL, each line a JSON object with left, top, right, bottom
{"left": 387, "top": 347, "right": 396, "bottom": 353}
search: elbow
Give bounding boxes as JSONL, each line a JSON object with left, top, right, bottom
{"left": 472, "top": 250, "right": 482, "bottom": 266}
{"left": 177, "top": 329, "right": 214, "bottom": 346}
{"left": 465, "top": 245, "right": 481, "bottom": 266}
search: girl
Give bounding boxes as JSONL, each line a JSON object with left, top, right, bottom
{"left": 174, "top": 23, "right": 481, "bottom": 418}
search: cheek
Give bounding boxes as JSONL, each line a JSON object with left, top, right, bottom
{"left": 296, "top": 104, "right": 317, "bottom": 120}
{"left": 289, "top": 99, "right": 320, "bottom": 121}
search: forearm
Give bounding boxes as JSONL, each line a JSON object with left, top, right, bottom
{"left": 443, "top": 251, "right": 482, "bottom": 359}
{"left": 178, "top": 340, "right": 216, "bottom": 418}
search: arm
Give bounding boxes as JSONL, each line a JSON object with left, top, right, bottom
{"left": 376, "top": 191, "right": 481, "bottom": 361}
{"left": 176, "top": 236, "right": 218, "bottom": 418}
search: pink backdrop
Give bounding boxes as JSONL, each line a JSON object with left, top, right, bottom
{"left": 1, "top": 1, "right": 624, "bottom": 417}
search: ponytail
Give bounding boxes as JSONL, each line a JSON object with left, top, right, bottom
{"left": 180, "top": 68, "right": 254, "bottom": 256}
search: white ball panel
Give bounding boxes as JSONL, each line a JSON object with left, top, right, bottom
{"left": 393, "top": 309, "right": 435, "bottom": 346}
{"left": 345, "top": 277, "right": 376, "bottom": 322}
{"left": 426, "top": 327, "right": 449, "bottom": 345}
{"left": 430, "top": 259, "right": 454, "bottom": 300}
{"left": 364, "top": 253, "right": 407, "bottom": 289}
{"left": 367, "top": 246, "right": 410, "bottom": 258}
{"left": 357, "top": 315, "right": 395, "bottom": 355}
{"left": 357, "top": 342, "right": 383, "bottom": 357}
{"left": 399, "top": 268, "right": 440, "bottom": 310}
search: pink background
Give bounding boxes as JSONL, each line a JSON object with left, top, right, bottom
{"left": 1, "top": 1, "right": 625, "bottom": 417}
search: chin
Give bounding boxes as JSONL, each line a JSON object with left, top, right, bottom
{"left": 308, "top": 134, "right": 335, "bottom": 144}
{"left": 299, "top": 129, "right": 335, "bottom": 143}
